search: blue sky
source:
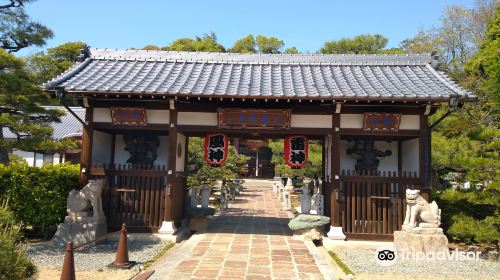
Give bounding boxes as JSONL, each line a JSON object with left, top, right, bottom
{"left": 21, "top": 0, "right": 476, "bottom": 56}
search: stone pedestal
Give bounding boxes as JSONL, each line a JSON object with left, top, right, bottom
{"left": 394, "top": 230, "right": 449, "bottom": 255}
{"left": 327, "top": 226, "right": 346, "bottom": 240}
{"left": 288, "top": 214, "right": 330, "bottom": 241}
{"left": 52, "top": 217, "right": 107, "bottom": 247}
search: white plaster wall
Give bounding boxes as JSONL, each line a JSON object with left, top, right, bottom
{"left": 291, "top": 115, "right": 332, "bottom": 128}
{"left": 178, "top": 112, "right": 217, "bottom": 126}
{"left": 340, "top": 114, "right": 364, "bottom": 129}
{"left": 34, "top": 153, "right": 43, "bottom": 167}
{"left": 92, "top": 131, "right": 112, "bottom": 165}
{"left": 176, "top": 133, "right": 186, "bottom": 172}
{"left": 13, "top": 149, "right": 34, "bottom": 166}
{"left": 114, "top": 135, "right": 169, "bottom": 166}
{"left": 93, "top": 108, "right": 111, "bottom": 122}
{"left": 340, "top": 140, "right": 398, "bottom": 173}
{"left": 53, "top": 153, "right": 60, "bottom": 164}
{"left": 147, "top": 110, "right": 170, "bottom": 124}
{"left": 402, "top": 138, "right": 419, "bottom": 175}
{"left": 400, "top": 115, "right": 420, "bottom": 130}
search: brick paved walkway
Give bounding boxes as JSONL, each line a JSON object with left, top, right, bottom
{"left": 158, "top": 180, "right": 329, "bottom": 280}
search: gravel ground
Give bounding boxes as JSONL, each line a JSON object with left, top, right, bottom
{"left": 27, "top": 239, "right": 168, "bottom": 270}
{"left": 333, "top": 247, "right": 500, "bottom": 280}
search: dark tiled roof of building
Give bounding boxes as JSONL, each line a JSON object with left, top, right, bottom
{"left": 44, "top": 48, "right": 473, "bottom": 102}
{"left": 2, "top": 106, "right": 84, "bottom": 140}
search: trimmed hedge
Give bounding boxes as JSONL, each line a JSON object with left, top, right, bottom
{"left": 0, "top": 163, "right": 79, "bottom": 239}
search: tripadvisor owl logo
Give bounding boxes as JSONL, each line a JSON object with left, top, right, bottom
{"left": 375, "top": 246, "right": 397, "bottom": 266}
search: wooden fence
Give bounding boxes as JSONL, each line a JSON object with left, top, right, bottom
{"left": 92, "top": 164, "right": 168, "bottom": 232}
{"left": 339, "top": 170, "right": 419, "bottom": 239}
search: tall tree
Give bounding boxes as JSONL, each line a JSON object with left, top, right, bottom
{"left": 0, "top": 0, "right": 53, "bottom": 52}
{"left": 401, "top": 0, "right": 497, "bottom": 74}
{"left": 27, "top": 41, "right": 86, "bottom": 84}
{"left": 0, "top": 0, "right": 62, "bottom": 164}
{"left": 319, "top": 34, "right": 390, "bottom": 54}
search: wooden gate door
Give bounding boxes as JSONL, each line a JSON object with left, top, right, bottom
{"left": 104, "top": 164, "right": 168, "bottom": 232}
{"left": 339, "top": 170, "right": 419, "bottom": 240}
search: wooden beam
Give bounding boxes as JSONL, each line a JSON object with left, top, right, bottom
{"left": 79, "top": 107, "right": 94, "bottom": 188}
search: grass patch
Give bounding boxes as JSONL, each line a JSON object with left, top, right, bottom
{"left": 328, "top": 251, "right": 354, "bottom": 276}
{"left": 143, "top": 242, "right": 175, "bottom": 269}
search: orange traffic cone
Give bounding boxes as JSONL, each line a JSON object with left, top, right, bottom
{"left": 112, "top": 223, "right": 136, "bottom": 269}
{"left": 60, "top": 241, "right": 76, "bottom": 280}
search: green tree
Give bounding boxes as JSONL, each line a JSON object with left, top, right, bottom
{"left": 186, "top": 137, "right": 249, "bottom": 189}
{"left": 142, "top": 44, "right": 161, "bottom": 51}
{"left": 0, "top": 0, "right": 53, "bottom": 52}
{"left": 27, "top": 41, "right": 86, "bottom": 85}
{"left": 465, "top": 5, "right": 500, "bottom": 105}
{"left": 284, "top": 47, "right": 299, "bottom": 54}
{"left": 228, "top": 34, "right": 256, "bottom": 53}
{"left": 319, "top": 34, "right": 390, "bottom": 54}
{"left": 255, "top": 35, "right": 284, "bottom": 54}
{"left": 0, "top": 1, "right": 66, "bottom": 165}
{"left": 0, "top": 49, "right": 65, "bottom": 165}
{"left": 268, "top": 140, "right": 322, "bottom": 181}
{"left": 165, "top": 32, "right": 225, "bottom": 52}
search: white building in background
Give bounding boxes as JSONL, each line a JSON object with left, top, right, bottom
{"left": 3, "top": 106, "right": 84, "bottom": 167}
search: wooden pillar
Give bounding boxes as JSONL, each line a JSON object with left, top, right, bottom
{"left": 397, "top": 140, "right": 402, "bottom": 174}
{"left": 330, "top": 113, "right": 341, "bottom": 227}
{"left": 110, "top": 134, "right": 116, "bottom": 166}
{"left": 79, "top": 107, "right": 94, "bottom": 187}
{"left": 419, "top": 115, "right": 431, "bottom": 201}
{"left": 164, "top": 107, "right": 178, "bottom": 222}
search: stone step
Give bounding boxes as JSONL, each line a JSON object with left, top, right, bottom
{"left": 242, "top": 179, "right": 274, "bottom": 187}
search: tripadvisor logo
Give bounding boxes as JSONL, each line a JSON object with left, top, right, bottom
{"left": 375, "top": 247, "right": 481, "bottom": 266}
{"left": 375, "top": 247, "right": 397, "bottom": 266}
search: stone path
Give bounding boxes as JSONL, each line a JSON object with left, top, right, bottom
{"left": 153, "top": 179, "right": 332, "bottom": 280}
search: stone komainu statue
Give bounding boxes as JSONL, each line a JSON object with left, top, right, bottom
{"left": 403, "top": 189, "right": 441, "bottom": 232}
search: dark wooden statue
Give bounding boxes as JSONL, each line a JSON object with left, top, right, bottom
{"left": 123, "top": 133, "right": 160, "bottom": 165}
{"left": 346, "top": 139, "right": 392, "bottom": 174}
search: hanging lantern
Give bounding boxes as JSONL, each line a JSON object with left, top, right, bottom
{"left": 204, "top": 133, "right": 229, "bottom": 166}
{"left": 284, "top": 135, "right": 308, "bottom": 168}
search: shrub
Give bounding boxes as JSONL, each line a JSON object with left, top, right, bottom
{"left": 0, "top": 163, "right": 79, "bottom": 239}
{"left": 0, "top": 200, "right": 36, "bottom": 280}
{"left": 433, "top": 185, "right": 500, "bottom": 247}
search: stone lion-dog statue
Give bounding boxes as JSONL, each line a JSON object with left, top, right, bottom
{"left": 65, "top": 179, "right": 105, "bottom": 223}
{"left": 402, "top": 189, "right": 441, "bottom": 232}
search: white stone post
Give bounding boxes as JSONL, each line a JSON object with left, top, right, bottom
{"left": 201, "top": 184, "right": 210, "bottom": 209}
{"left": 283, "top": 191, "right": 291, "bottom": 211}
{"left": 300, "top": 186, "right": 311, "bottom": 214}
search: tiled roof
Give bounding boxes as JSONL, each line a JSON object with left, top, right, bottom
{"left": 44, "top": 48, "right": 473, "bottom": 101}
{"left": 2, "top": 106, "right": 84, "bottom": 140}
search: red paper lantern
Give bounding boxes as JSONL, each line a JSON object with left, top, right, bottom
{"left": 204, "top": 133, "right": 229, "bottom": 166}
{"left": 284, "top": 135, "right": 308, "bottom": 168}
